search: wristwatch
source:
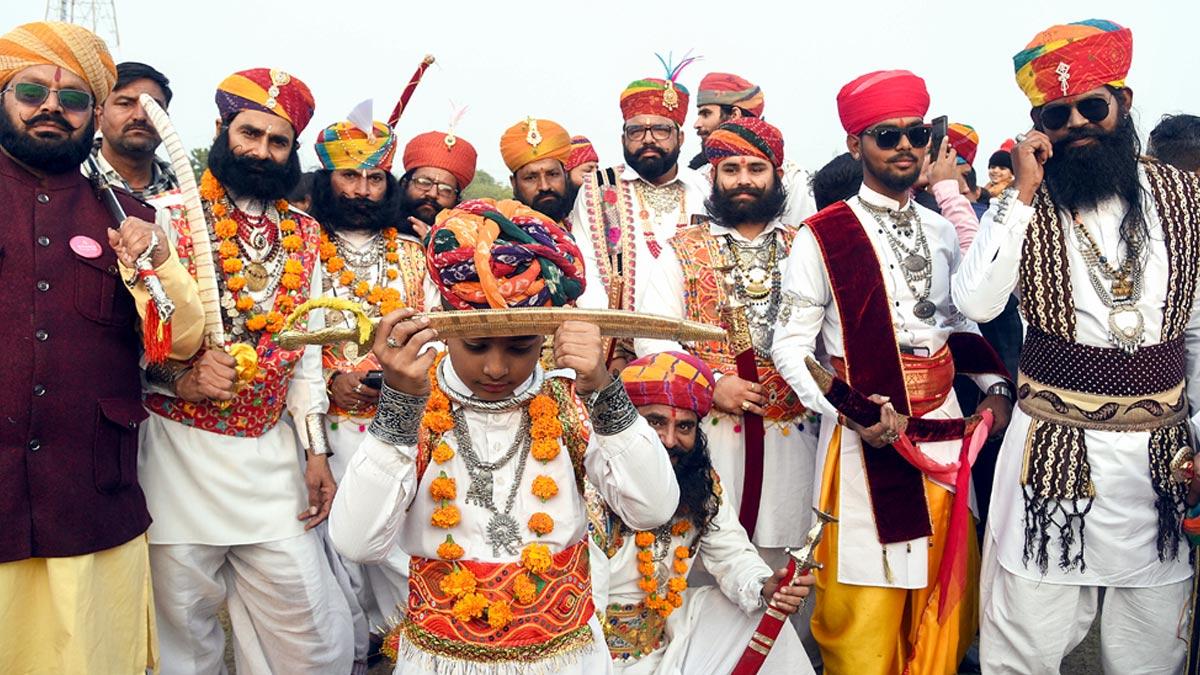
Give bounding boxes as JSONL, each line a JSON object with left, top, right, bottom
{"left": 986, "top": 381, "right": 1016, "bottom": 403}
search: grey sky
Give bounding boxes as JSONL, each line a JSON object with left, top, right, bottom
{"left": 4, "top": 1, "right": 1195, "bottom": 181}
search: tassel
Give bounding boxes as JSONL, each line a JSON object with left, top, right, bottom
{"left": 140, "top": 267, "right": 173, "bottom": 364}
{"left": 881, "top": 547, "right": 895, "bottom": 584}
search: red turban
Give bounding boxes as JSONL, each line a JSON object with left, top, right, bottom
{"left": 697, "top": 72, "right": 765, "bottom": 118}
{"left": 703, "top": 118, "right": 784, "bottom": 168}
{"left": 621, "top": 351, "right": 715, "bottom": 418}
{"left": 402, "top": 131, "right": 477, "bottom": 190}
{"left": 1014, "top": 19, "right": 1132, "bottom": 107}
{"left": 620, "top": 78, "right": 690, "bottom": 126}
{"left": 215, "top": 68, "right": 315, "bottom": 136}
{"left": 836, "top": 70, "right": 930, "bottom": 135}
{"left": 566, "top": 136, "right": 598, "bottom": 171}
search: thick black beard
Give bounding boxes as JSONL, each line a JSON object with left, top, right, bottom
{"left": 864, "top": 150, "right": 921, "bottom": 194}
{"left": 1044, "top": 113, "right": 1141, "bottom": 213}
{"left": 624, "top": 144, "right": 681, "bottom": 182}
{"left": 207, "top": 127, "right": 301, "bottom": 200}
{"left": 0, "top": 109, "right": 95, "bottom": 174}
{"left": 706, "top": 178, "right": 787, "bottom": 227}
{"left": 665, "top": 429, "right": 720, "bottom": 536}
{"left": 398, "top": 184, "right": 443, "bottom": 229}
{"left": 308, "top": 170, "right": 399, "bottom": 233}
{"left": 524, "top": 186, "right": 574, "bottom": 223}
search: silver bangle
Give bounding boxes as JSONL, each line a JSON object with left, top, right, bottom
{"left": 587, "top": 377, "right": 639, "bottom": 436}
{"left": 369, "top": 382, "right": 428, "bottom": 446}
{"left": 305, "top": 413, "right": 332, "bottom": 456}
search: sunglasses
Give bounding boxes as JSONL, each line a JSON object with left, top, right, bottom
{"left": 861, "top": 124, "right": 932, "bottom": 150}
{"left": 1038, "top": 97, "right": 1110, "bottom": 131}
{"left": 3, "top": 81, "right": 94, "bottom": 113}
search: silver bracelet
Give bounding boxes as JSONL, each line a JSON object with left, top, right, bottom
{"left": 587, "top": 377, "right": 639, "bottom": 436}
{"left": 369, "top": 382, "right": 428, "bottom": 446}
{"left": 305, "top": 413, "right": 332, "bottom": 456}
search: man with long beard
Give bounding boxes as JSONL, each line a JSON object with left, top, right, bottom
{"left": 635, "top": 120, "right": 818, "bottom": 632}
{"left": 500, "top": 117, "right": 575, "bottom": 224}
{"left": 137, "top": 68, "right": 354, "bottom": 673}
{"left": 396, "top": 129, "right": 477, "bottom": 237}
{"left": 953, "top": 20, "right": 1200, "bottom": 673}
{"left": 308, "top": 111, "right": 438, "bottom": 671}
{"left": 590, "top": 351, "right": 813, "bottom": 675}
{"left": 0, "top": 21, "right": 205, "bottom": 673}
{"left": 772, "top": 69, "right": 1012, "bottom": 675}
{"left": 570, "top": 66, "right": 709, "bottom": 349}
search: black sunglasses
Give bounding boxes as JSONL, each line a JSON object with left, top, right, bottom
{"left": 2, "top": 81, "right": 93, "bottom": 113}
{"left": 1038, "top": 97, "right": 1111, "bottom": 131}
{"left": 861, "top": 124, "right": 932, "bottom": 150}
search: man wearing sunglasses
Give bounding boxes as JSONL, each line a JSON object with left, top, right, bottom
{"left": 0, "top": 21, "right": 207, "bottom": 674}
{"left": 397, "top": 129, "right": 477, "bottom": 237}
{"left": 570, "top": 70, "right": 710, "bottom": 363}
{"left": 953, "top": 20, "right": 1200, "bottom": 674}
{"left": 772, "top": 69, "right": 1012, "bottom": 675}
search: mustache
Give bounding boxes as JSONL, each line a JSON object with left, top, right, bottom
{"left": 122, "top": 120, "right": 156, "bottom": 133}
{"left": 24, "top": 112, "right": 75, "bottom": 132}
{"left": 887, "top": 152, "right": 917, "bottom": 164}
{"left": 725, "top": 187, "right": 766, "bottom": 199}
{"left": 1054, "top": 126, "right": 1106, "bottom": 149}
{"left": 635, "top": 145, "right": 664, "bottom": 157}
{"left": 533, "top": 190, "right": 563, "bottom": 202}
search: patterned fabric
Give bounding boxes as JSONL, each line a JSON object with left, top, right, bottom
{"left": 215, "top": 68, "right": 315, "bottom": 135}
{"left": 426, "top": 198, "right": 585, "bottom": 310}
{"left": 402, "top": 130, "right": 477, "bottom": 189}
{"left": 500, "top": 118, "right": 571, "bottom": 173}
{"left": 602, "top": 601, "right": 667, "bottom": 662}
{"left": 696, "top": 72, "right": 764, "bottom": 117}
{"left": 143, "top": 210, "right": 321, "bottom": 438}
{"left": 313, "top": 119, "right": 397, "bottom": 171}
{"left": 620, "top": 351, "right": 715, "bottom": 418}
{"left": 947, "top": 123, "right": 979, "bottom": 164}
{"left": 1016, "top": 159, "right": 1200, "bottom": 570}
{"left": 0, "top": 21, "right": 115, "bottom": 101}
{"left": 620, "top": 78, "right": 690, "bottom": 126}
{"left": 1014, "top": 19, "right": 1133, "bottom": 107}
{"left": 566, "top": 136, "right": 598, "bottom": 171}
{"left": 836, "top": 70, "right": 930, "bottom": 135}
{"left": 702, "top": 118, "right": 784, "bottom": 168}
{"left": 85, "top": 137, "right": 178, "bottom": 199}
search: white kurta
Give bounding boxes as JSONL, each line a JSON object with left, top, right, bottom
{"left": 598, "top": 481, "right": 812, "bottom": 675}
{"left": 139, "top": 202, "right": 327, "bottom": 546}
{"left": 952, "top": 170, "right": 1200, "bottom": 587}
{"left": 772, "top": 185, "right": 1001, "bottom": 588}
{"left": 571, "top": 164, "right": 710, "bottom": 311}
{"left": 634, "top": 220, "right": 818, "bottom": 548}
{"left": 694, "top": 160, "right": 818, "bottom": 227}
{"left": 328, "top": 360, "right": 680, "bottom": 675}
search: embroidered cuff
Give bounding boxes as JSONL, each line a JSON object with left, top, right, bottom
{"left": 369, "top": 383, "right": 427, "bottom": 447}
{"left": 587, "top": 377, "right": 639, "bottom": 436}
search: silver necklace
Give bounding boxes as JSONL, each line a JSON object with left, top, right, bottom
{"left": 1070, "top": 219, "right": 1147, "bottom": 354}
{"left": 862, "top": 200, "right": 936, "bottom": 324}
{"left": 438, "top": 359, "right": 544, "bottom": 413}
{"left": 720, "top": 233, "right": 782, "bottom": 357}
{"left": 450, "top": 407, "right": 533, "bottom": 556}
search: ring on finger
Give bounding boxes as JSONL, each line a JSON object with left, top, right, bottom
{"left": 1015, "top": 133, "right": 1027, "bottom": 143}
{"left": 354, "top": 383, "right": 364, "bottom": 394}
{"left": 386, "top": 336, "right": 401, "bottom": 349}
{"left": 741, "top": 400, "right": 752, "bottom": 412}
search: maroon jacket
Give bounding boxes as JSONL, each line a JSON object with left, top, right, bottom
{"left": 0, "top": 150, "right": 153, "bottom": 562}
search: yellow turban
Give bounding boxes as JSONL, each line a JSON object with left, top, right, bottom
{"left": 0, "top": 21, "right": 116, "bottom": 103}
{"left": 499, "top": 118, "right": 571, "bottom": 174}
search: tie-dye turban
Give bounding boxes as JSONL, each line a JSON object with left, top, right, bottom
{"left": 621, "top": 351, "right": 715, "bottom": 418}
{"left": 703, "top": 117, "right": 784, "bottom": 168}
{"left": 1014, "top": 19, "right": 1132, "bottom": 107}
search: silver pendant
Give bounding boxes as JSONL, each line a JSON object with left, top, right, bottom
{"left": 904, "top": 254, "right": 928, "bottom": 273}
{"left": 465, "top": 468, "right": 495, "bottom": 510}
{"left": 486, "top": 513, "right": 521, "bottom": 557}
{"left": 913, "top": 300, "right": 937, "bottom": 320}
{"left": 1107, "top": 304, "right": 1146, "bottom": 354}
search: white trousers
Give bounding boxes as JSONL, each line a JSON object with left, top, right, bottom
{"left": 318, "top": 523, "right": 410, "bottom": 662}
{"left": 980, "top": 532, "right": 1190, "bottom": 675}
{"left": 150, "top": 533, "right": 354, "bottom": 675}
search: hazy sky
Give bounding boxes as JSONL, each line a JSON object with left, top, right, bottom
{"left": 4, "top": 1, "right": 1195, "bottom": 181}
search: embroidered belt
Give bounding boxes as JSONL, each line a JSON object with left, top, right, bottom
{"left": 399, "top": 540, "right": 595, "bottom": 664}
{"left": 833, "top": 345, "right": 955, "bottom": 417}
{"left": 602, "top": 601, "right": 667, "bottom": 662}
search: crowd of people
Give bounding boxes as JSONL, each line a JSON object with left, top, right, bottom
{"left": 3, "top": 14, "right": 1200, "bottom": 675}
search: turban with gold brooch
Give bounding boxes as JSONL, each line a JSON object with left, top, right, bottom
{"left": 499, "top": 118, "right": 572, "bottom": 174}
{"left": 403, "top": 130, "right": 477, "bottom": 190}
{"left": 0, "top": 21, "right": 115, "bottom": 102}
{"left": 621, "top": 351, "right": 715, "bottom": 418}
{"left": 697, "top": 72, "right": 765, "bottom": 118}
{"left": 566, "top": 136, "right": 598, "bottom": 171}
{"left": 836, "top": 70, "right": 930, "bottom": 136}
{"left": 314, "top": 119, "right": 397, "bottom": 171}
{"left": 426, "top": 198, "right": 586, "bottom": 310}
{"left": 216, "top": 68, "right": 315, "bottom": 136}
{"left": 703, "top": 117, "right": 784, "bottom": 169}
{"left": 620, "top": 78, "right": 690, "bottom": 126}
{"left": 1014, "top": 19, "right": 1132, "bottom": 107}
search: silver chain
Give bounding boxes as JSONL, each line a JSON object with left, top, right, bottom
{"left": 861, "top": 200, "right": 935, "bottom": 324}
{"left": 450, "top": 406, "right": 533, "bottom": 557}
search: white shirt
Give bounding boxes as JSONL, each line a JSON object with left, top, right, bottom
{"left": 952, "top": 170, "right": 1200, "bottom": 587}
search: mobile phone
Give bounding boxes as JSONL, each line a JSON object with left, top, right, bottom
{"left": 361, "top": 370, "right": 384, "bottom": 391}
{"left": 929, "top": 115, "right": 948, "bottom": 154}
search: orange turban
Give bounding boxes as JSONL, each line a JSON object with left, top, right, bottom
{"left": 0, "top": 21, "right": 116, "bottom": 102}
{"left": 499, "top": 118, "right": 571, "bottom": 174}
{"left": 403, "top": 130, "right": 477, "bottom": 190}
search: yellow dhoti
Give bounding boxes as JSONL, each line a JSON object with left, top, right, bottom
{"left": 811, "top": 426, "right": 978, "bottom": 675}
{"left": 0, "top": 535, "right": 157, "bottom": 674}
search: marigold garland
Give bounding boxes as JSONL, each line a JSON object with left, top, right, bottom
{"left": 531, "top": 475, "right": 559, "bottom": 502}
{"left": 430, "top": 472, "right": 457, "bottom": 501}
{"left": 636, "top": 522, "right": 695, "bottom": 619}
{"left": 440, "top": 565, "right": 477, "bottom": 598}
{"left": 451, "top": 592, "right": 488, "bottom": 623}
{"left": 437, "top": 535, "right": 464, "bottom": 561}
{"left": 528, "top": 512, "right": 554, "bottom": 536}
{"left": 521, "top": 543, "right": 552, "bottom": 576}
{"left": 486, "top": 600, "right": 513, "bottom": 629}
{"left": 319, "top": 228, "right": 406, "bottom": 315}
{"left": 512, "top": 573, "right": 537, "bottom": 604}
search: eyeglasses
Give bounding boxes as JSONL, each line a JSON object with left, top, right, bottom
{"left": 624, "top": 124, "right": 676, "bottom": 142}
{"left": 2, "top": 82, "right": 93, "bottom": 113}
{"left": 410, "top": 175, "right": 458, "bottom": 198}
{"left": 861, "top": 124, "right": 932, "bottom": 150}
{"left": 1038, "top": 97, "right": 1111, "bottom": 131}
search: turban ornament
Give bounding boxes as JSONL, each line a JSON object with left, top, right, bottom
{"left": 500, "top": 117, "right": 572, "bottom": 173}
{"left": 215, "top": 67, "right": 315, "bottom": 135}
{"left": 1013, "top": 19, "right": 1132, "bottom": 107}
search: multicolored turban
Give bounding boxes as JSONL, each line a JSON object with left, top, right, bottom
{"left": 1014, "top": 19, "right": 1132, "bottom": 107}
{"left": 566, "top": 136, "right": 598, "bottom": 171}
{"left": 621, "top": 78, "right": 691, "bottom": 126}
{"left": 836, "top": 70, "right": 930, "bottom": 136}
{"left": 403, "top": 131, "right": 477, "bottom": 190}
{"left": 0, "top": 21, "right": 115, "bottom": 102}
{"left": 697, "top": 72, "right": 765, "bottom": 118}
{"left": 500, "top": 118, "right": 572, "bottom": 173}
{"left": 621, "top": 351, "right": 715, "bottom": 418}
{"left": 215, "top": 68, "right": 315, "bottom": 136}
{"left": 703, "top": 118, "right": 784, "bottom": 168}
{"left": 426, "top": 198, "right": 586, "bottom": 310}
{"left": 314, "top": 120, "right": 397, "bottom": 171}
{"left": 947, "top": 123, "right": 979, "bottom": 164}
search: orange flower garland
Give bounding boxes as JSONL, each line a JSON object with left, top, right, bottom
{"left": 636, "top": 521, "right": 695, "bottom": 619}
{"left": 528, "top": 512, "right": 554, "bottom": 536}
{"left": 319, "top": 228, "right": 406, "bottom": 316}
